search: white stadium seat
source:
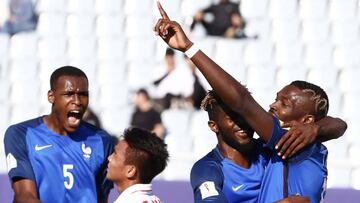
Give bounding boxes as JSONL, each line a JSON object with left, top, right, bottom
{"left": 95, "top": 14, "right": 124, "bottom": 37}
{"left": 304, "top": 43, "right": 333, "bottom": 67}
{"left": 299, "top": 0, "right": 327, "bottom": 20}
{"left": 38, "top": 37, "right": 67, "bottom": 60}
{"left": 36, "top": 0, "right": 66, "bottom": 13}
{"left": 67, "top": 0, "right": 95, "bottom": 15}
{"left": 66, "top": 14, "right": 95, "bottom": 37}
{"left": 95, "top": 0, "right": 123, "bottom": 15}
{"left": 329, "top": 0, "right": 357, "bottom": 22}
{"left": 10, "top": 32, "right": 38, "bottom": 59}
{"left": 272, "top": 19, "right": 301, "bottom": 43}
{"left": 269, "top": 0, "right": 298, "bottom": 20}
{"left": 275, "top": 41, "right": 304, "bottom": 66}
{"left": 302, "top": 20, "right": 330, "bottom": 44}
{"left": 240, "top": 0, "right": 269, "bottom": 20}
{"left": 37, "top": 13, "right": 66, "bottom": 37}
{"left": 331, "top": 20, "right": 360, "bottom": 46}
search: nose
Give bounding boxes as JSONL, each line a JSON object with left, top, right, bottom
{"left": 269, "top": 101, "right": 277, "bottom": 112}
{"left": 72, "top": 93, "right": 81, "bottom": 105}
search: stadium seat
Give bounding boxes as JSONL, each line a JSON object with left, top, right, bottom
{"left": 324, "top": 89, "right": 342, "bottom": 117}
{"left": 98, "top": 82, "right": 129, "bottom": 108}
{"left": 307, "top": 67, "right": 339, "bottom": 90}
{"left": 299, "top": 0, "right": 327, "bottom": 20}
{"left": 214, "top": 38, "right": 246, "bottom": 65}
{"left": 240, "top": 0, "right": 269, "bottom": 20}
{"left": 9, "top": 59, "right": 38, "bottom": 82}
{"left": 343, "top": 117, "right": 360, "bottom": 142}
{"left": 10, "top": 104, "right": 41, "bottom": 125}
{"left": 244, "top": 19, "right": 272, "bottom": 40}
{"left": 0, "top": 33, "right": 9, "bottom": 77}
{"left": 342, "top": 93, "right": 360, "bottom": 119}
{"left": 161, "top": 156, "right": 194, "bottom": 181}
{"left": 36, "top": 0, "right": 66, "bottom": 13}
{"left": 339, "top": 68, "right": 360, "bottom": 93}
{"left": 276, "top": 66, "right": 307, "bottom": 88}
{"left": 126, "top": 38, "right": 155, "bottom": 62}
{"left": 275, "top": 41, "right": 303, "bottom": 66}
{"left": 192, "top": 37, "right": 217, "bottom": 58}
{"left": 302, "top": 20, "right": 330, "bottom": 44}
{"left": 161, "top": 109, "right": 192, "bottom": 136}
{"left": 96, "top": 61, "right": 127, "bottom": 85}
{"left": 164, "top": 132, "right": 193, "bottom": 156}
{"left": 247, "top": 64, "right": 276, "bottom": 88}
{"left": 0, "top": 102, "right": 10, "bottom": 138}
{"left": 331, "top": 20, "right": 359, "bottom": 46}
{"left": 0, "top": 79, "right": 11, "bottom": 104}
{"left": 126, "top": 61, "right": 156, "bottom": 91}
{"left": 68, "top": 36, "right": 97, "bottom": 60}
{"left": 250, "top": 87, "right": 278, "bottom": 110}
{"left": 329, "top": 0, "right": 357, "bottom": 22}
{"left": 244, "top": 41, "right": 274, "bottom": 65}
{"left": 66, "top": 14, "right": 95, "bottom": 37}
{"left": 37, "top": 13, "right": 66, "bottom": 37}
{"left": 68, "top": 58, "right": 98, "bottom": 83}
{"left": 97, "top": 36, "right": 126, "bottom": 61}
{"left": 272, "top": 19, "right": 300, "bottom": 43}
{"left": 351, "top": 168, "right": 360, "bottom": 190}
{"left": 94, "top": 0, "right": 123, "bottom": 15}
{"left": 333, "top": 44, "right": 360, "bottom": 68}
{"left": 38, "top": 37, "right": 67, "bottom": 60}
{"left": 304, "top": 43, "right": 333, "bottom": 67}
{"left": 67, "top": 0, "right": 95, "bottom": 15}
{"left": 269, "top": 0, "right": 298, "bottom": 20}
{"left": 100, "top": 107, "right": 133, "bottom": 135}
{"left": 123, "top": 0, "right": 152, "bottom": 15}
{"left": 10, "top": 32, "right": 38, "bottom": 59}
{"left": 188, "top": 111, "right": 216, "bottom": 160}
{"left": 125, "top": 14, "right": 155, "bottom": 38}
{"left": 95, "top": 14, "right": 124, "bottom": 37}
{"left": 327, "top": 166, "right": 351, "bottom": 188}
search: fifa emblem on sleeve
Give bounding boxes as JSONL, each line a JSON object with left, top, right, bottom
{"left": 82, "top": 143, "right": 92, "bottom": 160}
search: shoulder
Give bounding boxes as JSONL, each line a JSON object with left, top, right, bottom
{"left": 191, "top": 150, "right": 224, "bottom": 184}
{"left": 5, "top": 117, "right": 42, "bottom": 140}
{"left": 80, "top": 122, "right": 115, "bottom": 147}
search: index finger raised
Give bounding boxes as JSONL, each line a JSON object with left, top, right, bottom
{"left": 157, "top": 1, "right": 170, "bottom": 19}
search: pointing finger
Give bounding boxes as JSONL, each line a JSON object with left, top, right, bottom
{"left": 157, "top": 1, "right": 170, "bottom": 20}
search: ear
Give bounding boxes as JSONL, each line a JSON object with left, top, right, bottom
{"left": 125, "top": 165, "right": 137, "bottom": 179}
{"left": 208, "top": 120, "right": 219, "bottom": 134}
{"left": 301, "top": 115, "right": 315, "bottom": 124}
{"left": 48, "top": 90, "right": 55, "bottom": 104}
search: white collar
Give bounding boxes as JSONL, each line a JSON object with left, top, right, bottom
{"left": 114, "top": 184, "right": 153, "bottom": 203}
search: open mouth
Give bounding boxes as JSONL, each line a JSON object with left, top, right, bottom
{"left": 67, "top": 110, "right": 82, "bottom": 126}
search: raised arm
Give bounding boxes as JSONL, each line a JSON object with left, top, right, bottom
{"left": 12, "top": 178, "right": 41, "bottom": 203}
{"left": 154, "top": 2, "right": 274, "bottom": 141}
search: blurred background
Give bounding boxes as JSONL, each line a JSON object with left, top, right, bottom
{"left": 1, "top": 0, "right": 360, "bottom": 202}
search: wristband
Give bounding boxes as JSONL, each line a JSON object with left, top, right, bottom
{"left": 185, "top": 44, "right": 200, "bottom": 58}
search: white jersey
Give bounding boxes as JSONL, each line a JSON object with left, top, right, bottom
{"left": 114, "top": 184, "right": 162, "bottom": 203}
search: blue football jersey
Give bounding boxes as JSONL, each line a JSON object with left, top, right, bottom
{"left": 191, "top": 144, "right": 267, "bottom": 203}
{"left": 4, "top": 116, "right": 114, "bottom": 203}
{"left": 258, "top": 117, "right": 328, "bottom": 203}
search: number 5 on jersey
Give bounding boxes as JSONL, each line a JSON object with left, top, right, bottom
{"left": 63, "top": 164, "right": 74, "bottom": 189}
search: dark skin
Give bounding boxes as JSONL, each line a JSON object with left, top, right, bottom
{"left": 209, "top": 106, "right": 253, "bottom": 168}
{"left": 154, "top": 2, "right": 347, "bottom": 159}
{"left": 12, "top": 75, "right": 107, "bottom": 203}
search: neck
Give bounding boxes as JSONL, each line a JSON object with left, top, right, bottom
{"left": 43, "top": 113, "right": 69, "bottom": 135}
{"left": 218, "top": 139, "right": 251, "bottom": 169}
{"left": 116, "top": 179, "right": 140, "bottom": 194}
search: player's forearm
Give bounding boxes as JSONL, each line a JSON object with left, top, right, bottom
{"left": 190, "top": 50, "right": 250, "bottom": 114}
{"left": 316, "top": 116, "right": 347, "bottom": 142}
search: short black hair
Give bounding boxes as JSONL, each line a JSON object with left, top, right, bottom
{"left": 290, "top": 80, "right": 329, "bottom": 120}
{"left": 123, "top": 127, "right": 169, "bottom": 183}
{"left": 165, "top": 47, "right": 175, "bottom": 56}
{"left": 50, "top": 66, "right": 88, "bottom": 90}
{"left": 136, "top": 88, "right": 150, "bottom": 101}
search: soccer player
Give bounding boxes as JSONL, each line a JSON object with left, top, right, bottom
{"left": 154, "top": 3, "right": 347, "bottom": 202}
{"left": 191, "top": 90, "right": 266, "bottom": 202}
{"left": 107, "top": 127, "right": 169, "bottom": 203}
{"left": 4, "top": 66, "right": 114, "bottom": 203}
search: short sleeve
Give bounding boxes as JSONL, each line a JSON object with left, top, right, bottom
{"left": 4, "top": 125, "right": 36, "bottom": 182}
{"left": 190, "top": 160, "right": 228, "bottom": 203}
{"left": 96, "top": 132, "right": 115, "bottom": 199}
{"left": 264, "top": 116, "right": 287, "bottom": 151}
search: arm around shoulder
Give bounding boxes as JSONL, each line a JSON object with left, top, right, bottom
{"left": 316, "top": 116, "right": 347, "bottom": 142}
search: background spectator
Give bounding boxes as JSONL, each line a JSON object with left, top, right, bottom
{"left": 130, "top": 88, "right": 165, "bottom": 139}
{"left": 191, "top": 0, "right": 246, "bottom": 39}
{"left": 0, "top": 0, "right": 38, "bottom": 35}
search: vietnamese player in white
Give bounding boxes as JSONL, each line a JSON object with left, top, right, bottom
{"left": 107, "top": 127, "right": 169, "bottom": 203}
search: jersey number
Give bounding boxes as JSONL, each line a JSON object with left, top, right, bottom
{"left": 63, "top": 164, "right": 74, "bottom": 189}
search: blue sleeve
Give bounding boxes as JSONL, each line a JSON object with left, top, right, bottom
{"left": 264, "top": 116, "right": 287, "bottom": 151}
{"left": 4, "top": 125, "right": 35, "bottom": 182}
{"left": 96, "top": 131, "right": 115, "bottom": 199}
{"left": 190, "top": 160, "right": 228, "bottom": 203}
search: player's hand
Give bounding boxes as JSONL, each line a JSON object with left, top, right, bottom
{"left": 275, "top": 122, "right": 319, "bottom": 159}
{"left": 154, "top": 1, "right": 193, "bottom": 52}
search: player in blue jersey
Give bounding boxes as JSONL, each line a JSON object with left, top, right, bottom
{"left": 4, "top": 66, "right": 114, "bottom": 203}
{"left": 154, "top": 3, "right": 347, "bottom": 202}
{"left": 191, "top": 90, "right": 267, "bottom": 203}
